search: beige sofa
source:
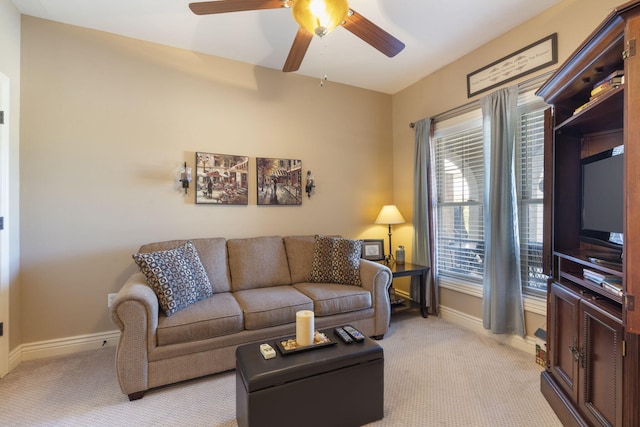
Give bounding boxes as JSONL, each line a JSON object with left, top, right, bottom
{"left": 110, "top": 235, "right": 393, "bottom": 400}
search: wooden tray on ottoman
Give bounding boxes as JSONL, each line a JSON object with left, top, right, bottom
{"left": 274, "top": 331, "right": 336, "bottom": 355}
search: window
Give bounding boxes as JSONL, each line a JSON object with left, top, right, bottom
{"left": 434, "top": 110, "right": 484, "bottom": 284}
{"left": 516, "top": 95, "right": 547, "bottom": 296}
{"left": 433, "top": 91, "right": 548, "bottom": 295}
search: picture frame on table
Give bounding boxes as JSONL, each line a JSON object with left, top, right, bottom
{"left": 362, "top": 239, "right": 385, "bottom": 261}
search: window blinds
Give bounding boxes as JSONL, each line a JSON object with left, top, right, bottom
{"left": 434, "top": 123, "right": 485, "bottom": 281}
{"left": 517, "top": 108, "right": 547, "bottom": 294}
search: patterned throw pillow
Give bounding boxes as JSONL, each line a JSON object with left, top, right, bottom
{"left": 331, "top": 238, "right": 363, "bottom": 286}
{"left": 308, "top": 235, "right": 335, "bottom": 283}
{"left": 308, "top": 236, "right": 363, "bottom": 286}
{"left": 132, "top": 241, "right": 213, "bottom": 316}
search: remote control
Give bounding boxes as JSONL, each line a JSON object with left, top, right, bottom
{"left": 343, "top": 325, "right": 365, "bottom": 343}
{"left": 334, "top": 327, "right": 353, "bottom": 344}
{"left": 259, "top": 343, "right": 276, "bottom": 359}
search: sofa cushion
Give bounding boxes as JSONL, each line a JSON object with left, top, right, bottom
{"left": 234, "top": 286, "right": 313, "bottom": 330}
{"left": 156, "top": 292, "right": 244, "bottom": 346}
{"left": 309, "top": 236, "right": 363, "bottom": 286}
{"left": 132, "top": 241, "right": 213, "bottom": 316}
{"left": 284, "top": 235, "right": 316, "bottom": 283}
{"left": 188, "top": 238, "right": 231, "bottom": 293}
{"left": 139, "top": 238, "right": 231, "bottom": 293}
{"left": 294, "top": 282, "right": 372, "bottom": 316}
{"left": 228, "top": 236, "right": 292, "bottom": 291}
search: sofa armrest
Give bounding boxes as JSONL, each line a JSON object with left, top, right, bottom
{"left": 359, "top": 259, "right": 392, "bottom": 336}
{"left": 110, "top": 272, "right": 159, "bottom": 398}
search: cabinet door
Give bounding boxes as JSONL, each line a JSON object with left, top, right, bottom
{"left": 624, "top": 10, "right": 640, "bottom": 335}
{"left": 549, "top": 282, "right": 580, "bottom": 402}
{"left": 542, "top": 107, "right": 553, "bottom": 277}
{"left": 579, "top": 299, "right": 623, "bottom": 427}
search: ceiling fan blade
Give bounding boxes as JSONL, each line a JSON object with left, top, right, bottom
{"left": 189, "top": 0, "right": 286, "bottom": 15}
{"left": 342, "top": 9, "right": 405, "bottom": 58}
{"left": 283, "top": 28, "right": 313, "bottom": 72}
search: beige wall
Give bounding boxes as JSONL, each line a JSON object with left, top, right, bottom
{"left": 0, "top": 0, "right": 22, "bottom": 354}
{"left": 16, "top": 0, "right": 629, "bottom": 348}
{"left": 391, "top": 0, "right": 622, "bottom": 335}
{"left": 19, "top": 16, "right": 394, "bottom": 344}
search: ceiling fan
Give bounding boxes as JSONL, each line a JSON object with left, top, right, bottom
{"left": 189, "top": 0, "right": 405, "bottom": 72}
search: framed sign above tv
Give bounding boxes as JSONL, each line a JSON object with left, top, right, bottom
{"left": 467, "top": 33, "right": 557, "bottom": 98}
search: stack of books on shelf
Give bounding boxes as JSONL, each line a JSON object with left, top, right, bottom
{"left": 583, "top": 268, "right": 623, "bottom": 296}
{"left": 574, "top": 70, "right": 624, "bottom": 115}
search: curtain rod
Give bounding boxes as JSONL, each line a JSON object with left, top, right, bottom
{"left": 408, "top": 69, "right": 555, "bottom": 128}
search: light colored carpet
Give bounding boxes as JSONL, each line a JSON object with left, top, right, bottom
{"left": 0, "top": 313, "right": 561, "bottom": 426}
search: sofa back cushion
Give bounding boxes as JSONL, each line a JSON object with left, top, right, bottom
{"left": 283, "top": 235, "right": 316, "bottom": 283}
{"left": 228, "top": 236, "right": 292, "bottom": 291}
{"left": 139, "top": 238, "right": 231, "bottom": 293}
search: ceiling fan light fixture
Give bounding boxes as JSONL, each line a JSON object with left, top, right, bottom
{"left": 292, "top": 0, "right": 349, "bottom": 38}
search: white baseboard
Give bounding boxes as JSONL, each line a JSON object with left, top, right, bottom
{"left": 9, "top": 346, "right": 21, "bottom": 372}
{"left": 9, "top": 330, "right": 120, "bottom": 369}
{"left": 6, "top": 301, "right": 536, "bottom": 371}
{"left": 394, "top": 288, "right": 538, "bottom": 355}
{"left": 438, "top": 305, "right": 536, "bottom": 355}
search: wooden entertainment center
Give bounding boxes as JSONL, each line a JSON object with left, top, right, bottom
{"left": 535, "top": 1, "right": 640, "bottom": 425}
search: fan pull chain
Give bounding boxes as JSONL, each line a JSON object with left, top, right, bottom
{"left": 320, "top": 36, "right": 328, "bottom": 87}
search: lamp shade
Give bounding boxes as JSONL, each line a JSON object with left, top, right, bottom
{"left": 375, "top": 205, "right": 406, "bottom": 225}
{"left": 292, "top": 0, "right": 349, "bottom": 37}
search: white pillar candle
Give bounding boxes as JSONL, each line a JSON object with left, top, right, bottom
{"left": 296, "top": 310, "right": 315, "bottom": 346}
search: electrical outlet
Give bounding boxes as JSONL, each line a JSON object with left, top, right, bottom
{"left": 107, "top": 293, "right": 118, "bottom": 308}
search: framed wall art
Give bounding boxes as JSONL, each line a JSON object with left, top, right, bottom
{"left": 256, "top": 157, "right": 302, "bottom": 205}
{"left": 467, "top": 33, "right": 557, "bottom": 98}
{"left": 195, "top": 152, "right": 249, "bottom": 205}
{"left": 362, "top": 239, "right": 385, "bottom": 261}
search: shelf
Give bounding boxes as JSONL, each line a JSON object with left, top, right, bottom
{"left": 559, "top": 271, "right": 623, "bottom": 304}
{"left": 555, "top": 86, "right": 624, "bottom": 136}
{"left": 555, "top": 249, "right": 623, "bottom": 304}
{"left": 390, "top": 298, "right": 419, "bottom": 315}
{"left": 555, "top": 249, "right": 622, "bottom": 276}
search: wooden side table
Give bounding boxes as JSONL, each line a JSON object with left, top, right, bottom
{"left": 389, "top": 262, "right": 430, "bottom": 318}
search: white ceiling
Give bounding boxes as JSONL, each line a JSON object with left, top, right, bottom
{"left": 11, "top": 0, "right": 564, "bottom": 94}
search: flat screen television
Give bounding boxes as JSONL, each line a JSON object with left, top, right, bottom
{"left": 580, "top": 145, "right": 624, "bottom": 256}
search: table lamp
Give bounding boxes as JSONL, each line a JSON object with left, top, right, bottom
{"left": 375, "top": 205, "right": 405, "bottom": 263}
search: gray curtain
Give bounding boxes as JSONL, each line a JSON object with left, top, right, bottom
{"left": 412, "top": 118, "right": 437, "bottom": 313}
{"left": 480, "top": 85, "right": 525, "bottom": 337}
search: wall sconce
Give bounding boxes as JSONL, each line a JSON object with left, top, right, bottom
{"left": 179, "top": 162, "right": 192, "bottom": 195}
{"left": 306, "top": 171, "right": 315, "bottom": 198}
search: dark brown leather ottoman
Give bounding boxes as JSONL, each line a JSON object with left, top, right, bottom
{"left": 236, "top": 329, "right": 384, "bottom": 427}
